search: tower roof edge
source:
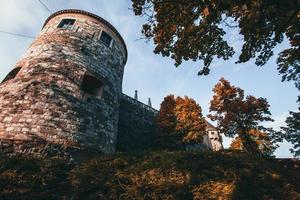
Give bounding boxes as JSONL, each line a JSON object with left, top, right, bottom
{"left": 43, "top": 9, "right": 128, "bottom": 63}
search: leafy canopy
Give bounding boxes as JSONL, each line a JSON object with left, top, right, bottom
{"left": 156, "top": 95, "right": 207, "bottom": 149}
{"left": 132, "top": 0, "right": 300, "bottom": 157}
{"left": 131, "top": 0, "right": 300, "bottom": 87}
{"left": 230, "top": 129, "right": 275, "bottom": 156}
{"left": 282, "top": 110, "right": 300, "bottom": 157}
{"left": 208, "top": 78, "right": 275, "bottom": 156}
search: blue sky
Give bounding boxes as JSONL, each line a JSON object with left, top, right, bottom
{"left": 0, "top": 0, "right": 298, "bottom": 157}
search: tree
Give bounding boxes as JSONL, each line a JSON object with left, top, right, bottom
{"left": 230, "top": 129, "right": 275, "bottom": 156}
{"left": 156, "top": 95, "right": 207, "bottom": 149}
{"left": 156, "top": 95, "right": 177, "bottom": 149}
{"left": 282, "top": 108, "right": 300, "bottom": 157}
{"left": 131, "top": 0, "right": 300, "bottom": 86}
{"left": 208, "top": 78, "right": 275, "bottom": 157}
{"left": 132, "top": 0, "right": 300, "bottom": 156}
{"left": 175, "top": 96, "right": 207, "bottom": 145}
{"left": 131, "top": 0, "right": 300, "bottom": 155}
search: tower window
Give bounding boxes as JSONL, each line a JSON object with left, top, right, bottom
{"left": 1, "top": 67, "right": 21, "bottom": 83}
{"left": 100, "top": 31, "right": 112, "bottom": 46}
{"left": 81, "top": 73, "right": 104, "bottom": 99}
{"left": 57, "top": 19, "right": 76, "bottom": 30}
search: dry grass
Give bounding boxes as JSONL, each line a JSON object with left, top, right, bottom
{"left": 0, "top": 150, "right": 299, "bottom": 200}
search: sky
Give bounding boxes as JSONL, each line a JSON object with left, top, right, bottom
{"left": 0, "top": 0, "right": 298, "bottom": 157}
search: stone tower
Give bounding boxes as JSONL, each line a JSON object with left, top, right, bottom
{"left": 0, "top": 9, "right": 127, "bottom": 157}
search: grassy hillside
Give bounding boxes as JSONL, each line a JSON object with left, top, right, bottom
{"left": 0, "top": 151, "right": 299, "bottom": 200}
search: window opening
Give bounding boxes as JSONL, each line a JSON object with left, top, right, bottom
{"left": 100, "top": 31, "right": 112, "bottom": 46}
{"left": 81, "top": 73, "right": 104, "bottom": 99}
{"left": 1, "top": 67, "right": 21, "bottom": 83}
{"left": 57, "top": 19, "right": 76, "bottom": 30}
{"left": 110, "top": 39, "right": 115, "bottom": 48}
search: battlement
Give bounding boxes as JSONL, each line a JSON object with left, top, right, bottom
{"left": 121, "top": 93, "right": 158, "bottom": 114}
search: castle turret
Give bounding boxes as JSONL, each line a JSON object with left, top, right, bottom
{"left": 147, "top": 98, "right": 152, "bottom": 107}
{"left": 134, "top": 90, "right": 138, "bottom": 100}
{"left": 0, "top": 9, "right": 127, "bottom": 157}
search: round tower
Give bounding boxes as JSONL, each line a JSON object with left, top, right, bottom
{"left": 0, "top": 9, "right": 127, "bottom": 157}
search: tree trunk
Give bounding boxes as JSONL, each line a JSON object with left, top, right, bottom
{"left": 240, "top": 131, "right": 262, "bottom": 158}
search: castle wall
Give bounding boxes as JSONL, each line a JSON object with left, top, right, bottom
{"left": 116, "top": 94, "right": 157, "bottom": 152}
{"left": 116, "top": 95, "right": 223, "bottom": 152}
{"left": 0, "top": 10, "right": 127, "bottom": 157}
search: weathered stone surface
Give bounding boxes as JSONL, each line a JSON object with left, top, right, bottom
{"left": 0, "top": 9, "right": 127, "bottom": 157}
{"left": 0, "top": 9, "right": 222, "bottom": 159}
{"left": 116, "top": 94, "right": 223, "bottom": 152}
{"left": 117, "top": 94, "right": 157, "bottom": 152}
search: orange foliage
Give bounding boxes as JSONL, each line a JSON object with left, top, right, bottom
{"left": 175, "top": 96, "right": 207, "bottom": 144}
{"left": 2, "top": 152, "right": 300, "bottom": 199}
{"left": 132, "top": 0, "right": 300, "bottom": 90}
{"left": 208, "top": 78, "right": 274, "bottom": 156}
{"left": 156, "top": 95, "right": 177, "bottom": 134}
{"left": 230, "top": 129, "right": 275, "bottom": 156}
{"left": 192, "top": 181, "right": 235, "bottom": 200}
{"left": 156, "top": 95, "right": 207, "bottom": 149}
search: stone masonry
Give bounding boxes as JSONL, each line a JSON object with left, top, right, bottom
{"left": 0, "top": 9, "right": 222, "bottom": 159}
{"left": 117, "top": 94, "right": 158, "bottom": 152}
{"left": 117, "top": 95, "right": 223, "bottom": 152}
{"left": 0, "top": 10, "right": 127, "bottom": 158}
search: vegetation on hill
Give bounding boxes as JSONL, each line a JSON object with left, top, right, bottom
{"left": 230, "top": 129, "right": 275, "bottom": 156}
{"left": 156, "top": 95, "right": 207, "bottom": 150}
{"left": 0, "top": 151, "right": 299, "bottom": 200}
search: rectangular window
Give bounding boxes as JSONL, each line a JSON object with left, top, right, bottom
{"left": 57, "top": 19, "right": 76, "bottom": 30}
{"left": 81, "top": 73, "right": 104, "bottom": 100}
{"left": 110, "top": 39, "right": 115, "bottom": 48}
{"left": 100, "top": 31, "right": 112, "bottom": 46}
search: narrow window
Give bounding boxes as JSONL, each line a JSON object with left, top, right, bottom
{"left": 1, "top": 67, "right": 21, "bottom": 83}
{"left": 100, "top": 31, "right": 112, "bottom": 46}
{"left": 81, "top": 73, "right": 104, "bottom": 99}
{"left": 110, "top": 39, "right": 115, "bottom": 48}
{"left": 57, "top": 19, "right": 76, "bottom": 30}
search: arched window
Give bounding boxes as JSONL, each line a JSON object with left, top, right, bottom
{"left": 81, "top": 73, "right": 104, "bottom": 100}
{"left": 1, "top": 67, "right": 21, "bottom": 83}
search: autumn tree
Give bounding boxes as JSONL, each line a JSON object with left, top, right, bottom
{"left": 156, "top": 95, "right": 177, "bottom": 149}
{"left": 174, "top": 96, "right": 207, "bottom": 145}
{"left": 230, "top": 129, "right": 275, "bottom": 156}
{"left": 132, "top": 0, "right": 300, "bottom": 153}
{"left": 208, "top": 78, "right": 275, "bottom": 157}
{"left": 156, "top": 95, "right": 207, "bottom": 150}
{"left": 282, "top": 109, "right": 300, "bottom": 157}
{"left": 131, "top": 0, "right": 300, "bottom": 85}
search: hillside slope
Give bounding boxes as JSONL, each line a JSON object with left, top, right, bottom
{"left": 0, "top": 151, "right": 299, "bottom": 200}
